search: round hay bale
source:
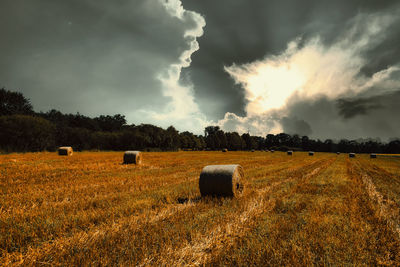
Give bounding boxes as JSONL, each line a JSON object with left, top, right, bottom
{"left": 58, "top": 146, "right": 73, "bottom": 156}
{"left": 199, "top": 164, "right": 244, "bottom": 197}
{"left": 336, "top": 152, "right": 340, "bottom": 155}
{"left": 370, "top": 153, "right": 377, "bottom": 158}
{"left": 349, "top": 153, "right": 356, "bottom": 158}
{"left": 270, "top": 150, "right": 275, "bottom": 153}
{"left": 123, "top": 151, "right": 142, "bottom": 164}
{"left": 309, "top": 151, "right": 314, "bottom": 156}
{"left": 287, "top": 151, "right": 293, "bottom": 155}
{"left": 251, "top": 149, "right": 255, "bottom": 152}
{"left": 222, "top": 148, "right": 228, "bottom": 152}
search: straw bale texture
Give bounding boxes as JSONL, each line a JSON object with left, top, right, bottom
{"left": 58, "top": 147, "right": 73, "bottom": 156}
{"left": 199, "top": 164, "right": 244, "bottom": 197}
{"left": 123, "top": 151, "right": 142, "bottom": 164}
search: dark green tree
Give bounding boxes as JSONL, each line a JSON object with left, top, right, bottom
{"left": 0, "top": 88, "right": 34, "bottom": 116}
{"left": 0, "top": 115, "right": 55, "bottom": 152}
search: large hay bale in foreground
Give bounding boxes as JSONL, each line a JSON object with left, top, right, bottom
{"left": 199, "top": 164, "right": 244, "bottom": 197}
{"left": 58, "top": 146, "right": 73, "bottom": 156}
{"left": 123, "top": 151, "right": 142, "bottom": 164}
{"left": 370, "top": 153, "right": 377, "bottom": 158}
{"left": 287, "top": 151, "right": 293, "bottom": 155}
{"left": 309, "top": 151, "right": 314, "bottom": 156}
{"left": 349, "top": 153, "right": 356, "bottom": 158}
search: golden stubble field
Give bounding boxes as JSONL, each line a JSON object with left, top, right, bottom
{"left": 1, "top": 151, "right": 400, "bottom": 266}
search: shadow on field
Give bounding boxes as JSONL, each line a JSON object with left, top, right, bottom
{"left": 177, "top": 197, "right": 202, "bottom": 204}
{"left": 177, "top": 196, "right": 233, "bottom": 205}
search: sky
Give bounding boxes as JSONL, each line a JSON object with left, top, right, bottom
{"left": 1, "top": 0, "right": 400, "bottom": 140}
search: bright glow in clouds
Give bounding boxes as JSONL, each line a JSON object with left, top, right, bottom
{"left": 225, "top": 53, "right": 306, "bottom": 114}
{"left": 224, "top": 38, "right": 364, "bottom": 115}
{"left": 219, "top": 11, "right": 400, "bottom": 136}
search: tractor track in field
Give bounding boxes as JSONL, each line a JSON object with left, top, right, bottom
{"left": 144, "top": 158, "right": 334, "bottom": 266}
{"left": 360, "top": 173, "right": 400, "bottom": 239}
{"left": 350, "top": 161, "right": 400, "bottom": 241}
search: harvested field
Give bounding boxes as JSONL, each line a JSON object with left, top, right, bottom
{"left": 1, "top": 151, "right": 400, "bottom": 265}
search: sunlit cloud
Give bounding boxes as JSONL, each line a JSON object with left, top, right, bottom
{"left": 219, "top": 10, "right": 400, "bottom": 137}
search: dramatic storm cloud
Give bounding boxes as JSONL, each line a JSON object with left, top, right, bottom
{"left": 1, "top": 0, "right": 400, "bottom": 139}
{"left": 183, "top": 0, "right": 400, "bottom": 140}
{"left": 0, "top": 0, "right": 207, "bottom": 132}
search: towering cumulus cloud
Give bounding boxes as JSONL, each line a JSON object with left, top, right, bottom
{"left": 140, "top": 0, "right": 209, "bottom": 131}
{"left": 219, "top": 10, "right": 400, "bottom": 140}
{"left": 0, "top": 0, "right": 207, "bottom": 132}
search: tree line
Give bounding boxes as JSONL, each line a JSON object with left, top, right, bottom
{"left": 1, "top": 87, "right": 399, "bottom": 153}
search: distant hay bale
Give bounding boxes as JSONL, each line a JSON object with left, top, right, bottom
{"left": 199, "top": 164, "right": 244, "bottom": 197}
{"left": 251, "top": 149, "right": 255, "bottom": 152}
{"left": 123, "top": 151, "right": 142, "bottom": 164}
{"left": 58, "top": 146, "right": 73, "bottom": 156}
{"left": 336, "top": 152, "right": 341, "bottom": 155}
{"left": 349, "top": 153, "right": 356, "bottom": 158}
{"left": 287, "top": 151, "right": 293, "bottom": 155}
{"left": 309, "top": 151, "right": 314, "bottom": 156}
{"left": 270, "top": 150, "right": 275, "bottom": 153}
{"left": 265, "top": 149, "right": 269, "bottom": 152}
{"left": 222, "top": 148, "right": 228, "bottom": 152}
{"left": 370, "top": 153, "right": 377, "bottom": 158}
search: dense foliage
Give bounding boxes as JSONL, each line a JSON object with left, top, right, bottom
{"left": 0, "top": 87, "right": 399, "bottom": 153}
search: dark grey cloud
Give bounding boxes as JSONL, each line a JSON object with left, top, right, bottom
{"left": 337, "top": 97, "right": 383, "bottom": 119}
{"left": 0, "top": 0, "right": 203, "bottom": 127}
{"left": 282, "top": 89, "right": 400, "bottom": 140}
{"left": 281, "top": 117, "right": 312, "bottom": 136}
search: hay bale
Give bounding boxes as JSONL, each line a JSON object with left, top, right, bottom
{"left": 251, "top": 149, "right": 255, "bottom": 152}
{"left": 287, "top": 151, "right": 293, "bottom": 155}
{"left": 222, "top": 148, "right": 228, "bottom": 152}
{"left": 270, "top": 150, "right": 275, "bottom": 153}
{"left": 370, "top": 153, "right": 377, "bottom": 158}
{"left": 58, "top": 146, "right": 73, "bottom": 156}
{"left": 199, "top": 164, "right": 244, "bottom": 197}
{"left": 336, "top": 152, "right": 340, "bottom": 155}
{"left": 123, "top": 151, "right": 142, "bottom": 164}
{"left": 309, "top": 151, "right": 314, "bottom": 156}
{"left": 349, "top": 153, "right": 356, "bottom": 158}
